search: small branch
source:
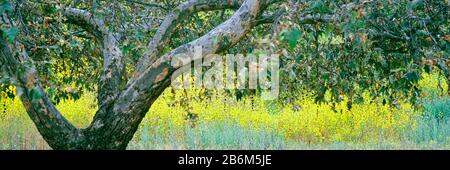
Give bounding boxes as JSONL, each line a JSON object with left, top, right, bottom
{"left": 294, "top": 0, "right": 375, "bottom": 24}
{"left": 253, "top": 10, "right": 285, "bottom": 26}
{"left": 370, "top": 31, "right": 409, "bottom": 41}
{"left": 297, "top": 14, "right": 336, "bottom": 24}
{"left": 121, "top": 0, "right": 168, "bottom": 11}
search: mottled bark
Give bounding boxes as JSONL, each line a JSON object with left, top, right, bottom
{"left": 63, "top": 8, "right": 125, "bottom": 107}
{"left": 62, "top": 8, "right": 108, "bottom": 39}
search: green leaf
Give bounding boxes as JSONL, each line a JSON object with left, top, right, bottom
{"left": 121, "top": 45, "right": 131, "bottom": 56}
{"left": 280, "top": 28, "right": 302, "bottom": 49}
{"left": 30, "top": 88, "right": 42, "bottom": 101}
{"left": 43, "top": 5, "right": 57, "bottom": 14}
{"left": 47, "top": 87, "right": 56, "bottom": 98}
{"left": 0, "top": 0, "right": 12, "bottom": 13}
{"left": 405, "top": 72, "right": 420, "bottom": 82}
{"left": 311, "top": 0, "right": 327, "bottom": 13}
{"left": 284, "top": 28, "right": 302, "bottom": 49}
{"left": 1, "top": 27, "right": 18, "bottom": 43}
{"left": 351, "top": 10, "right": 358, "bottom": 18}
{"left": 6, "top": 90, "right": 14, "bottom": 99}
{"left": 408, "top": 0, "right": 423, "bottom": 10}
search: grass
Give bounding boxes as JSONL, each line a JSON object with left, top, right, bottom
{"left": 409, "top": 98, "right": 450, "bottom": 146}
{"left": 0, "top": 72, "right": 448, "bottom": 150}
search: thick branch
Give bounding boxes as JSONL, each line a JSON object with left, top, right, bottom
{"left": 62, "top": 7, "right": 125, "bottom": 107}
{"left": 62, "top": 8, "right": 108, "bottom": 39}
{"left": 96, "top": 34, "right": 125, "bottom": 106}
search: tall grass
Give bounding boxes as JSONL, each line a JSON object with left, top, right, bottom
{"left": 409, "top": 98, "right": 450, "bottom": 147}
{"left": 128, "top": 121, "right": 286, "bottom": 150}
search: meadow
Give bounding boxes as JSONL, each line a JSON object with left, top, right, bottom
{"left": 0, "top": 72, "right": 448, "bottom": 150}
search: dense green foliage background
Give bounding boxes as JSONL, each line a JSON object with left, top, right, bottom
{"left": 1, "top": 0, "right": 448, "bottom": 106}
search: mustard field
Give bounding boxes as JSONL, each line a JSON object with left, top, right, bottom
{"left": 0, "top": 72, "right": 448, "bottom": 150}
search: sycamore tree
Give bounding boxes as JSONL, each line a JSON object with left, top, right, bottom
{"left": 0, "top": 0, "right": 448, "bottom": 149}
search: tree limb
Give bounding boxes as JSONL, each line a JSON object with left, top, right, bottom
{"left": 121, "top": 0, "right": 169, "bottom": 11}
{"left": 253, "top": 10, "right": 284, "bottom": 25}
{"left": 297, "top": 14, "right": 336, "bottom": 24}
{"left": 62, "top": 7, "right": 125, "bottom": 107}
{"left": 62, "top": 8, "right": 108, "bottom": 39}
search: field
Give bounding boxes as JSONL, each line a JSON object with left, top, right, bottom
{"left": 0, "top": 72, "right": 449, "bottom": 150}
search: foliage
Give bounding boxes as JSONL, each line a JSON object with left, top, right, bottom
{"left": 1, "top": 0, "right": 448, "bottom": 107}
{"left": 275, "top": 0, "right": 449, "bottom": 107}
